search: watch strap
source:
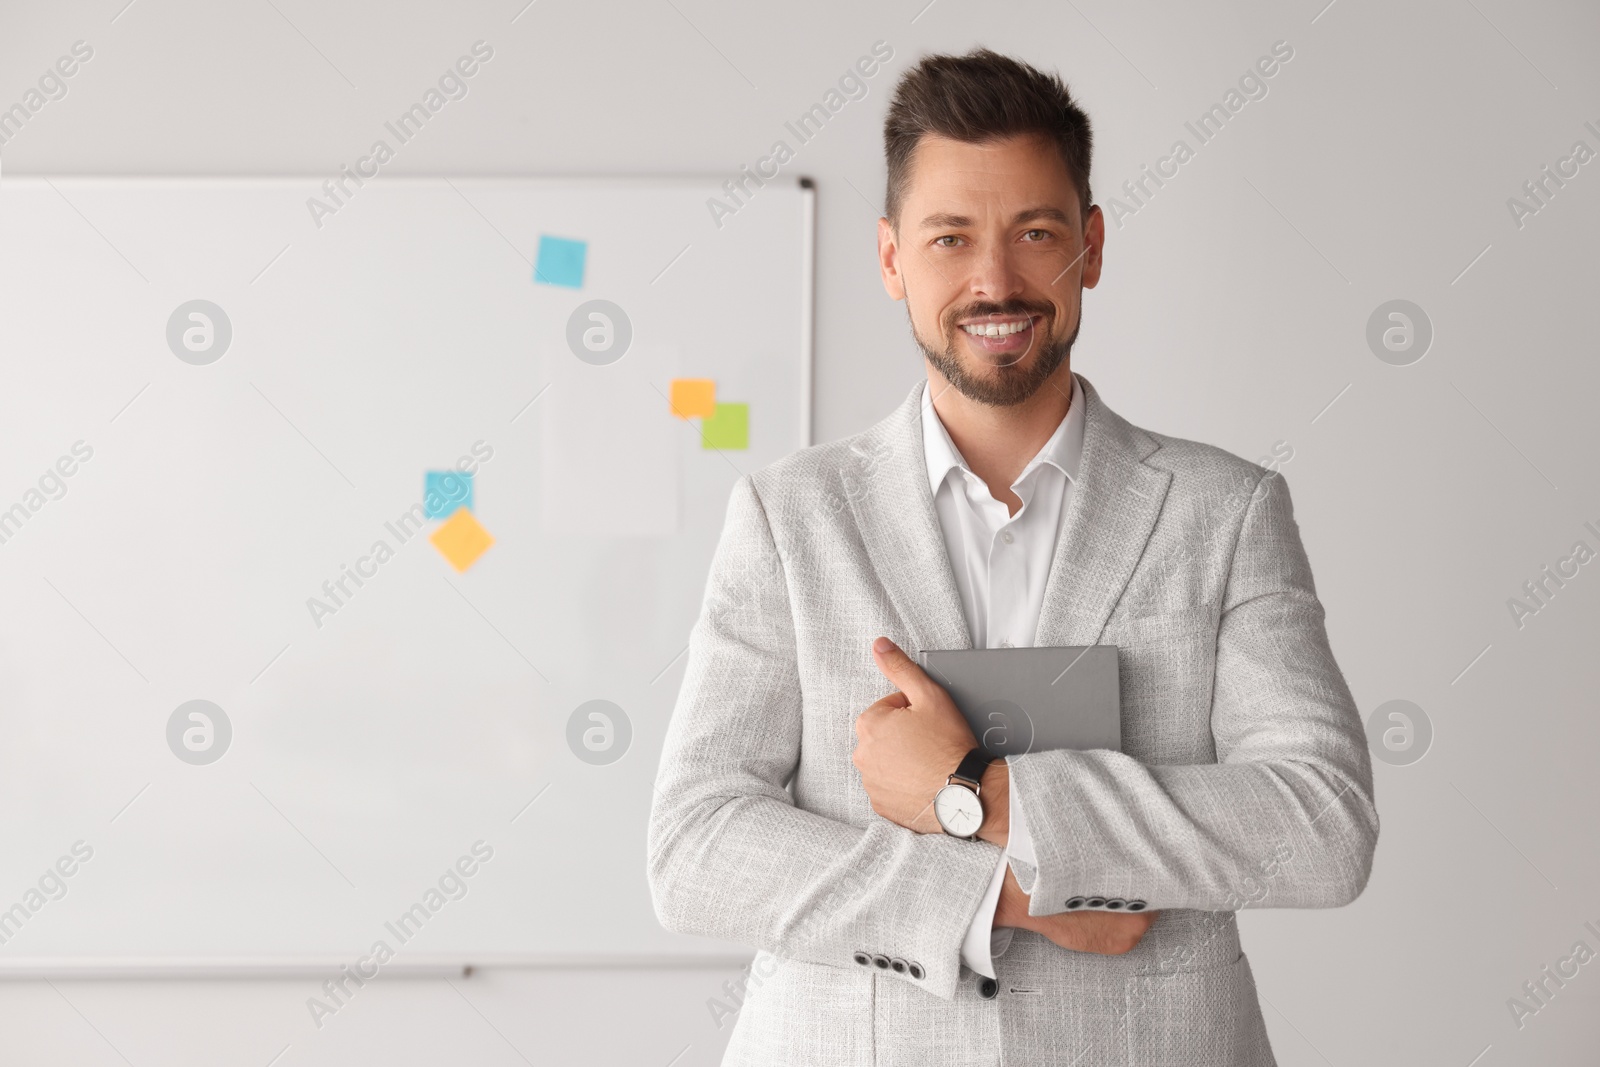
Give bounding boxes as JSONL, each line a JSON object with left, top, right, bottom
{"left": 951, "top": 746, "right": 995, "bottom": 790}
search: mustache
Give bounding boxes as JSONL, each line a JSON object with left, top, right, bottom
{"left": 944, "top": 300, "right": 1054, "bottom": 331}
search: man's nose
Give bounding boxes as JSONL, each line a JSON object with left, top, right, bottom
{"left": 968, "top": 244, "right": 1024, "bottom": 303}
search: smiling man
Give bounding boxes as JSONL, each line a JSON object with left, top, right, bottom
{"left": 649, "top": 49, "right": 1377, "bottom": 1066}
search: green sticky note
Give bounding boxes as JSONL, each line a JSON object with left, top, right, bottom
{"left": 701, "top": 402, "right": 748, "bottom": 450}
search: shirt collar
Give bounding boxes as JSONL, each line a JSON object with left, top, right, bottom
{"left": 921, "top": 372, "right": 1086, "bottom": 497}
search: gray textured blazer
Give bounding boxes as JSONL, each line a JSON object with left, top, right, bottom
{"left": 648, "top": 374, "right": 1378, "bottom": 1066}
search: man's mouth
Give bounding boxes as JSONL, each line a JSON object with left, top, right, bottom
{"left": 957, "top": 315, "right": 1041, "bottom": 355}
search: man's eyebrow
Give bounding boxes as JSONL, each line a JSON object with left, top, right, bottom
{"left": 917, "top": 206, "right": 1073, "bottom": 229}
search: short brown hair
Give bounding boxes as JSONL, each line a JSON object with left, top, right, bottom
{"left": 883, "top": 48, "right": 1094, "bottom": 226}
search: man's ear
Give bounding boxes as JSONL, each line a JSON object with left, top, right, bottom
{"left": 1081, "top": 204, "right": 1106, "bottom": 290}
{"left": 878, "top": 216, "right": 906, "bottom": 301}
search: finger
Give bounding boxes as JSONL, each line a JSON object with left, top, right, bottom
{"left": 870, "top": 636, "right": 938, "bottom": 704}
{"left": 865, "top": 691, "right": 911, "bottom": 713}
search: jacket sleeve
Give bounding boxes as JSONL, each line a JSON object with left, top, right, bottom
{"left": 1008, "top": 469, "right": 1379, "bottom": 916}
{"left": 647, "top": 474, "right": 1001, "bottom": 1000}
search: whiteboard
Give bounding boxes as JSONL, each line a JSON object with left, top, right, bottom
{"left": 0, "top": 176, "right": 812, "bottom": 969}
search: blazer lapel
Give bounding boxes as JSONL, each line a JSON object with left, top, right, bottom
{"left": 1034, "top": 374, "right": 1173, "bottom": 647}
{"left": 844, "top": 381, "right": 972, "bottom": 654}
{"left": 844, "top": 374, "right": 1170, "bottom": 655}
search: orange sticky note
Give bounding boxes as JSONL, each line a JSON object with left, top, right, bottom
{"left": 430, "top": 509, "right": 495, "bottom": 573}
{"left": 669, "top": 378, "right": 716, "bottom": 419}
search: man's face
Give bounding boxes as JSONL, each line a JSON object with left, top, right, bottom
{"left": 878, "top": 133, "right": 1104, "bottom": 407}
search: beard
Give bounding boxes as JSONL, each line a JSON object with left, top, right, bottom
{"left": 913, "top": 298, "right": 1080, "bottom": 408}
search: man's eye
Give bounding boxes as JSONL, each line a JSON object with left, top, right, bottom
{"left": 1022, "top": 229, "right": 1050, "bottom": 241}
{"left": 933, "top": 235, "right": 961, "bottom": 247}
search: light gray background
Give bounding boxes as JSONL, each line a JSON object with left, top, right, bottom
{"left": 2, "top": 0, "right": 1597, "bottom": 1064}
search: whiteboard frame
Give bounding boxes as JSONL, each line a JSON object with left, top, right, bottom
{"left": 0, "top": 173, "right": 815, "bottom": 976}
{"left": 0, "top": 954, "right": 754, "bottom": 979}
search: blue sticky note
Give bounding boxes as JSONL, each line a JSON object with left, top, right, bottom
{"left": 534, "top": 235, "right": 587, "bottom": 288}
{"left": 424, "top": 470, "right": 474, "bottom": 518}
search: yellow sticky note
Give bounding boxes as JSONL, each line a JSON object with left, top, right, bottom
{"left": 430, "top": 508, "right": 495, "bottom": 573}
{"left": 669, "top": 378, "right": 716, "bottom": 419}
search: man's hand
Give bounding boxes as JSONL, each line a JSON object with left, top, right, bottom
{"left": 995, "top": 865, "right": 1157, "bottom": 955}
{"left": 854, "top": 636, "right": 992, "bottom": 837}
{"left": 857, "top": 637, "right": 1155, "bottom": 957}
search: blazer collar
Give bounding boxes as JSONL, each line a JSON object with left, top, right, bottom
{"left": 844, "top": 372, "right": 1173, "bottom": 653}
{"left": 921, "top": 372, "right": 1087, "bottom": 498}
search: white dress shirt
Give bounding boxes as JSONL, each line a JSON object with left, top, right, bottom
{"left": 920, "top": 373, "right": 1086, "bottom": 980}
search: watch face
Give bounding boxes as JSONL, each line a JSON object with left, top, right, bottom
{"left": 934, "top": 784, "right": 984, "bottom": 838}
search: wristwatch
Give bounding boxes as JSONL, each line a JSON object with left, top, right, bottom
{"left": 933, "top": 746, "right": 995, "bottom": 839}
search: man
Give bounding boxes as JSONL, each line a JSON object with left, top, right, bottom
{"left": 648, "top": 48, "right": 1377, "bottom": 1066}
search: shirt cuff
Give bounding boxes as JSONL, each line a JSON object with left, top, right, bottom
{"left": 959, "top": 849, "right": 1013, "bottom": 979}
{"left": 1006, "top": 769, "right": 1039, "bottom": 892}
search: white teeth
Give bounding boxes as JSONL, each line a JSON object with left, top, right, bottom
{"left": 962, "top": 319, "right": 1031, "bottom": 337}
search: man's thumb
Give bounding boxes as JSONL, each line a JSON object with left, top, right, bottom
{"left": 871, "top": 636, "right": 932, "bottom": 700}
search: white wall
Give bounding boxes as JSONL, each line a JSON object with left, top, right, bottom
{"left": 3, "top": 0, "right": 1599, "bottom": 1063}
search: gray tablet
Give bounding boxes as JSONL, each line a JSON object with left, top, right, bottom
{"left": 916, "top": 645, "right": 1121, "bottom": 758}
